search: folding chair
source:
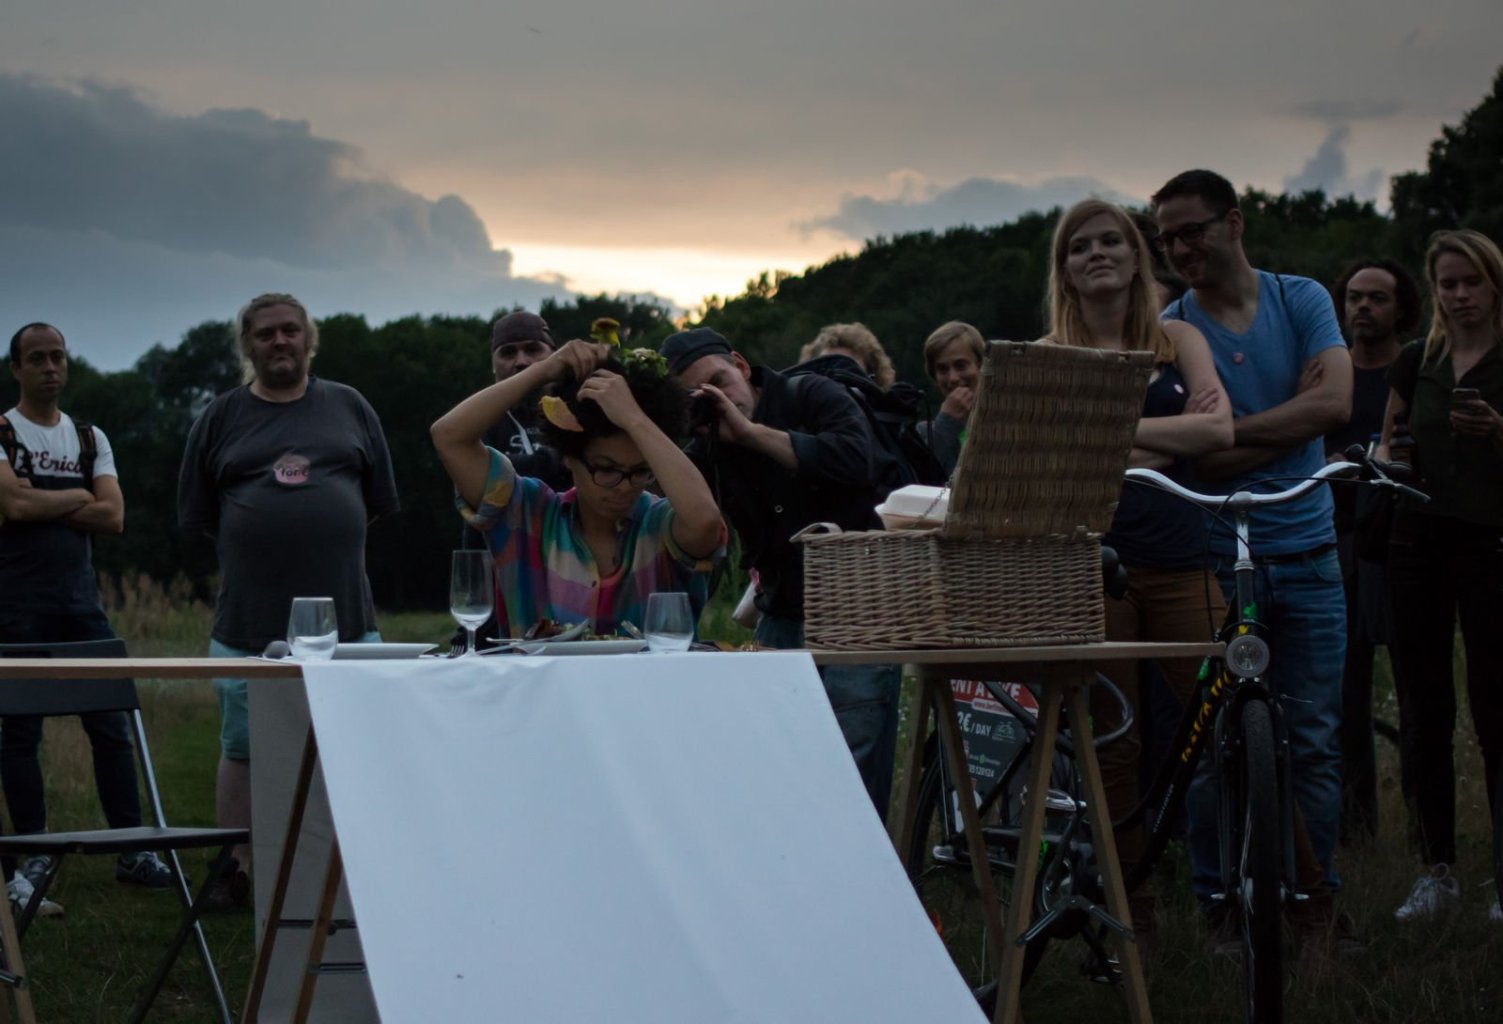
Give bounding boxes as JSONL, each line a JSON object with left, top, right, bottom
{"left": 0, "top": 638, "right": 248, "bottom": 1023}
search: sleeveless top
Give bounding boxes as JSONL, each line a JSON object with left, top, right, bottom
{"left": 1105, "top": 362, "right": 1212, "bottom": 571}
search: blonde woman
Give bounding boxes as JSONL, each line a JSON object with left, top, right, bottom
{"left": 1379, "top": 229, "right": 1503, "bottom": 924}
{"left": 1044, "top": 198, "right": 1233, "bottom": 940}
{"left": 797, "top": 322, "right": 896, "bottom": 389}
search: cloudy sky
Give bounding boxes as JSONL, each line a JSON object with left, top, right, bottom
{"left": 2, "top": 1, "right": 1500, "bottom": 368}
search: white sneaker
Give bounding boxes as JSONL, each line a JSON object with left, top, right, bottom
{"left": 1489, "top": 899, "right": 1501, "bottom": 924}
{"left": 6, "top": 874, "right": 64, "bottom": 919}
{"left": 1394, "top": 863, "right": 1460, "bottom": 922}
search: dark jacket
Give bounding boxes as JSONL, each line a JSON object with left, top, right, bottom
{"left": 691, "top": 365, "right": 881, "bottom": 619}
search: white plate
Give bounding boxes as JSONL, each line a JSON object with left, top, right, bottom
{"left": 513, "top": 638, "right": 648, "bottom": 656}
{"left": 333, "top": 642, "right": 438, "bottom": 660}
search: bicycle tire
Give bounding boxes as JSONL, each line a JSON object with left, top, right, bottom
{"left": 905, "top": 749, "right": 1020, "bottom": 1000}
{"left": 1493, "top": 753, "right": 1502, "bottom": 920}
{"left": 1236, "top": 699, "right": 1282, "bottom": 1024}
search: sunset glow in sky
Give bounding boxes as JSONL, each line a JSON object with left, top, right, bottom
{"left": 2, "top": 1, "right": 1500, "bottom": 366}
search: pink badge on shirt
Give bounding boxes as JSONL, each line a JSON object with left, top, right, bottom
{"left": 272, "top": 454, "right": 311, "bottom": 485}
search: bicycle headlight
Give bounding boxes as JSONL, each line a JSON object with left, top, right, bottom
{"left": 1225, "top": 634, "right": 1271, "bottom": 678}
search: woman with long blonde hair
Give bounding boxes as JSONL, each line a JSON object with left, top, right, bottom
{"left": 1378, "top": 229, "right": 1503, "bottom": 923}
{"left": 1044, "top": 198, "right": 1234, "bottom": 945}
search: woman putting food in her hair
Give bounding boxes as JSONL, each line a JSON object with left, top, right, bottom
{"left": 431, "top": 339, "right": 725, "bottom": 638}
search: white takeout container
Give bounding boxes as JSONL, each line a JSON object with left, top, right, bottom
{"left": 875, "top": 484, "right": 949, "bottom": 531}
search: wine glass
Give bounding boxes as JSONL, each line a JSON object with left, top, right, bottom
{"left": 644, "top": 592, "right": 694, "bottom": 653}
{"left": 287, "top": 597, "right": 338, "bottom": 660}
{"left": 450, "top": 550, "right": 495, "bottom": 657}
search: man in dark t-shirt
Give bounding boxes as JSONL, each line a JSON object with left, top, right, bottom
{"left": 1324, "top": 259, "right": 1422, "bottom": 843}
{"left": 178, "top": 293, "right": 399, "bottom": 907}
{"left": 454, "top": 311, "right": 569, "bottom": 650}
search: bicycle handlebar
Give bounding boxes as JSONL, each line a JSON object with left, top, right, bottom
{"left": 1124, "top": 452, "right": 1430, "bottom": 510}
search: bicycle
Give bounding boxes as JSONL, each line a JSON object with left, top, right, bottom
{"left": 905, "top": 449, "right": 1424, "bottom": 1024}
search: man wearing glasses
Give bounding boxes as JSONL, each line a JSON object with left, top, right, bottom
{"left": 662, "top": 327, "right": 901, "bottom": 821}
{"left": 1153, "top": 169, "right": 1355, "bottom": 966}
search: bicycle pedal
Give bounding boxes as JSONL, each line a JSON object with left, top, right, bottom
{"left": 1084, "top": 954, "right": 1122, "bottom": 986}
{"left": 929, "top": 844, "right": 962, "bottom": 867}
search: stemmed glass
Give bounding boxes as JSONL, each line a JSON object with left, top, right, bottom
{"left": 449, "top": 550, "right": 495, "bottom": 657}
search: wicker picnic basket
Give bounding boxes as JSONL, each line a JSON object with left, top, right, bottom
{"left": 799, "top": 340, "right": 1153, "bottom": 650}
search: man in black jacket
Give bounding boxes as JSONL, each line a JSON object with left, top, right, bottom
{"left": 663, "top": 327, "right": 901, "bottom": 819}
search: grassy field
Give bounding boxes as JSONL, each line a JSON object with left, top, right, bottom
{"left": 8, "top": 574, "right": 1498, "bottom": 1021}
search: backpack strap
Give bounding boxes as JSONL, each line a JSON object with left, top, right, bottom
{"left": 73, "top": 418, "right": 97, "bottom": 492}
{"left": 0, "top": 413, "right": 32, "bottom": 479}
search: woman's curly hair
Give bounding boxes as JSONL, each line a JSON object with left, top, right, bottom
{"left": 537, "top": 358, "right": 689, "bottom": 461}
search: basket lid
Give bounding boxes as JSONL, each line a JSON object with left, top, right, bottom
{"left": 942, "top": 340, "right": 1154, "bottom": 539}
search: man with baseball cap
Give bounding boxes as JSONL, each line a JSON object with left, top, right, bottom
{"left": 482, "top": 311, "right": 569, "bottom": 487}
{"left": 662, "top": 326, "right": 902, "bottom": 821}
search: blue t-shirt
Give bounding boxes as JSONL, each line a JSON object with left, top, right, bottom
{"left": 1163, "top": 272, "right": 1345, "bottom": 557}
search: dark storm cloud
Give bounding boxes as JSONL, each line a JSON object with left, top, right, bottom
{"left": 0, "top": 73, "right": 566, "bottom": 368}
{"left": 0, "top": 74, "right": 504, "bottom": 271}
{"left": 802, "top": 175, "right": 1139, "bottom": 242}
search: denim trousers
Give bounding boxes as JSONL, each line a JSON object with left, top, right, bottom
{"left": 0, "top": 606, "right": 143, "bottom": 834}
{"left": 1187, "top": 549, "right": 1346, "bottom": 898}
{"left": 755, "top": 615, "right": 901, "bottom": 822}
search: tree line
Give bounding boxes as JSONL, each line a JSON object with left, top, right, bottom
{"left": 5, "top": 67, "right": 1499, "bottom": 610}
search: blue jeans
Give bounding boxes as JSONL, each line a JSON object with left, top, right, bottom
{"left": 755, "top": 615, "right": 901, "bottom": 822}
{"left": 0, "top": 606, "right": 143, "bottom": 835}
{"left": 1187, "top": 549, "right": 1346, "bottom": 898}
{"left": 211, "top": 631, "right": 381, "bottom": 760}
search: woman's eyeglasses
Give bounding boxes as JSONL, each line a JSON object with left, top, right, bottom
{"left": 586, "top": 463, "right": 656, "bottom": 488}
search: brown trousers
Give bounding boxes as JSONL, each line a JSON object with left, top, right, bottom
{"left": 1092, "top": 564, "right": 1226, "bottom": 909}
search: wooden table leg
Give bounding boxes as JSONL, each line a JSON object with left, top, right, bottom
{"left": 244, "top": 727, "right": 319, "bottom": 1022}
{"left": 1068, "top": 676, "right": 1152, "bottom": 1024}
{"left": 292, "top": 841, "right": 344, "bottom": 1024}
{"left": 891, "top": 668, "right": 934, "bottom": 857}
{"left": 0, "top": 883, "right": 36, "bottom": 1024}
{"left": 992, "top": 673, "right": 1064, "bottom": 1024}
{"left": 930, "top": 675, "right": 1009, "bottom": 970}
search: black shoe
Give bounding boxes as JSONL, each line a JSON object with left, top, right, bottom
{"left": 203, "top": 857, "right": 251, "bottom": 912}
{"left": 20, "top": 854, "right": 53, "bottom": 890}
{"left": 116, "top": 851, "right": 176, "bottom": 889}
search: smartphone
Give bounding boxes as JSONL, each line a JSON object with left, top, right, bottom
{"left": 1453, "top": 387, "right": 1482, "bottom": 406}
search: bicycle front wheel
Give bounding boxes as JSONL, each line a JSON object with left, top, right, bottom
{"left": 1237, "top": 698, "right": 1283, "bottom": 1024}
{"left": 904, "top": 749, "right": 1017, "bottom": 1001}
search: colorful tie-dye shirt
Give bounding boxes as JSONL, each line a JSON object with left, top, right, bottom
{"left": 457, "top": 447, "right": 722, "bottom": 638}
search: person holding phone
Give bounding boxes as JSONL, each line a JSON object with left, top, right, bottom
{"left": 1378, "top": 229, "right": 1503, "bottom": 924}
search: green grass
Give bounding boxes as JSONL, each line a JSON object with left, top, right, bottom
{"left": 910, "top": 653, "right": 1503, "bottom": 1024}
{"left": 10, "top": 577, "right": 1498, "bottom": 1021}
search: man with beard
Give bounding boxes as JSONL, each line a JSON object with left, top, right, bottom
{"left": 1154, "top": 170, "right": 1356, "bottom": 967}
{"left": 1325, "top": 260, "right": 1423, "bottom": 843}
{"left": 178, "top": 293, "right": 399, "bottom": 908}
{"left": 478, "top": 311, "right": 569, "bottom": 489}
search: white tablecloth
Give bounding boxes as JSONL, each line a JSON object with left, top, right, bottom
{"left": 297, "top": 652, "right": 985, "bottom": 1023}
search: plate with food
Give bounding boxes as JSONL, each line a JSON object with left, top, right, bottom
{"left": 513, "top": 638, "right": 648, "bottom": 656}
{"left": 490, "top": 619, "right": 647, "bottom": 655}
{"left": 332, "top": 642, "right": 439, "bottom": 660}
